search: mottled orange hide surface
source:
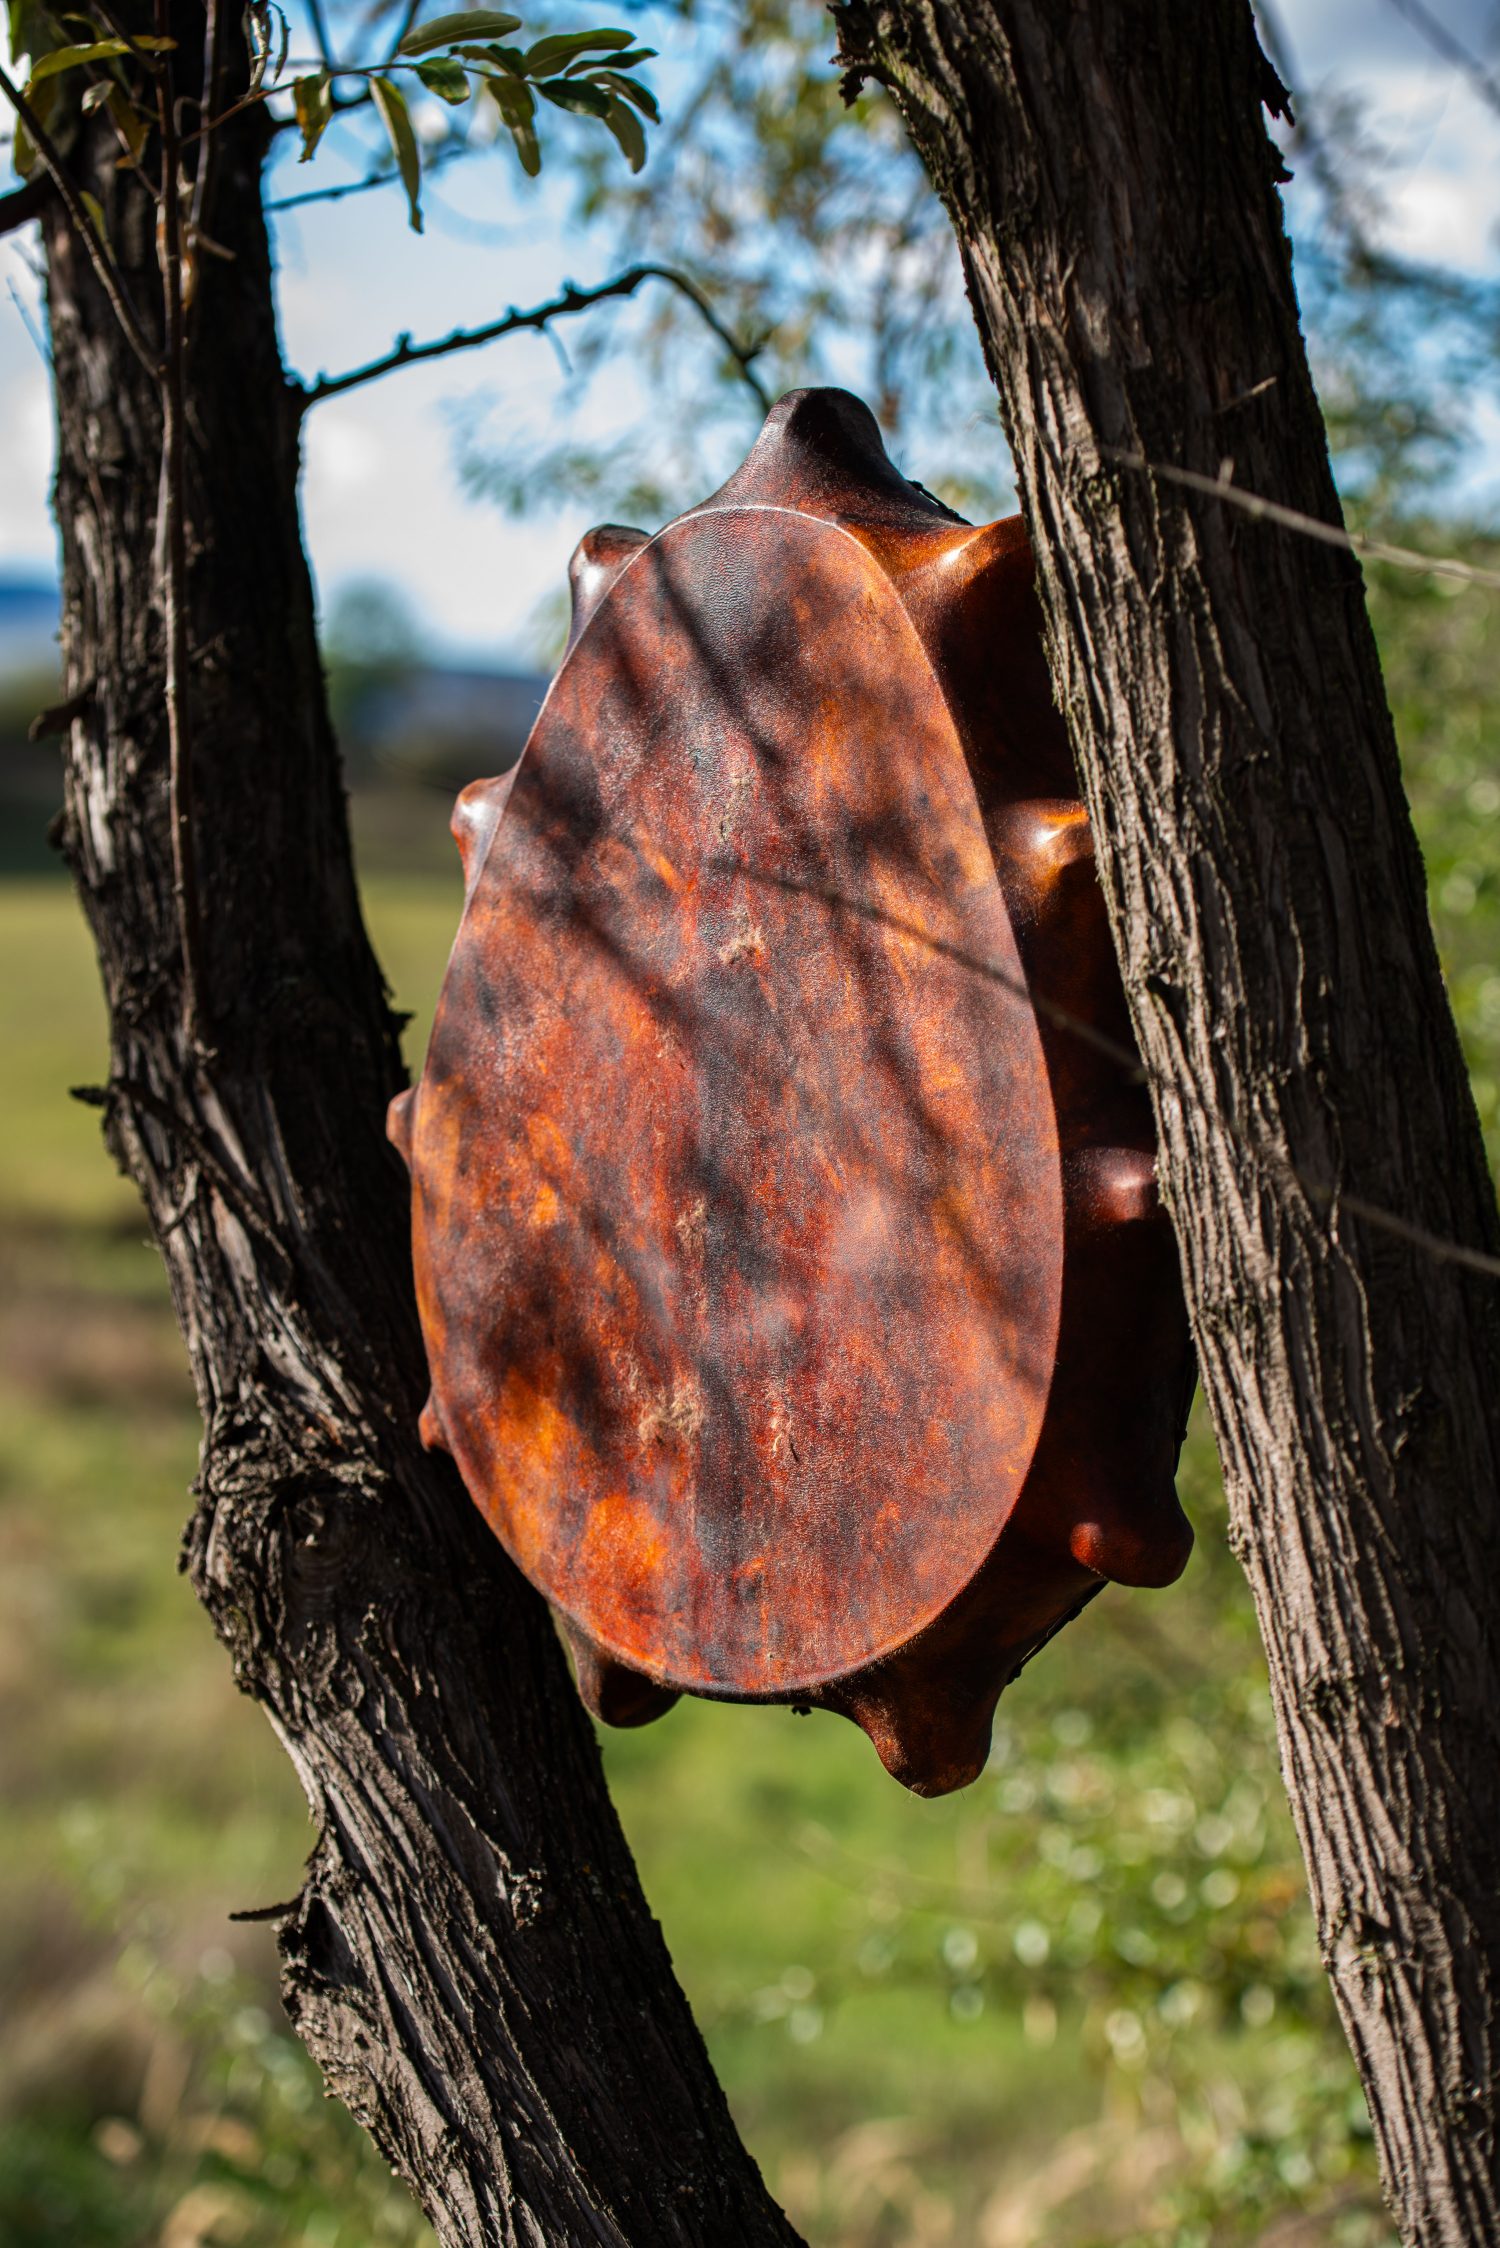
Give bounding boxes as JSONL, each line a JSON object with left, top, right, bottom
{"left": 391, "top": 390, "right": 1194, "bottom": 1794}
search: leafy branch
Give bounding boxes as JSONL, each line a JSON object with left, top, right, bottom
{"left": 0, "top": 0, "right": 666, "bottom": 1050}
{"left": 290, "top": 15, "right": 662, "bottom": 219}
{"left": 298, "top": 259, "right": 771, "bottom": 412}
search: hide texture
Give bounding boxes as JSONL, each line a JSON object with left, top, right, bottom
{"left": 389, "top": 388, "right": 1194, "bottom": 1795}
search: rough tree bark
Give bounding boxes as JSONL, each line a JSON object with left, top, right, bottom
{"left": 832, "top": 4, "right": 1500, "bottom": 2242}
{"left": 37, "top": 36, "right": 801, "bottom": 2248}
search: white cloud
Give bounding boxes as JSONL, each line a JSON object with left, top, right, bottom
{"left": 0, "top": 239, "right": 54, "bottom": 570}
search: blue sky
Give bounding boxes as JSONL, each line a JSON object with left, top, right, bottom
{"left": 1, "top": 0, "right": 1497, "bottom": 663}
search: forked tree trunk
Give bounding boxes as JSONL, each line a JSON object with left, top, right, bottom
{"left": 832, "top": 4, "right": 1500, "bottom": 2241}
{"left": 39, "top": 64, "right": 799, "bottom": 2248}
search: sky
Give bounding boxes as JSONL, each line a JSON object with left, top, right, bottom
{"left": 1, "top": 0, "right": 1498, "bottom": 665}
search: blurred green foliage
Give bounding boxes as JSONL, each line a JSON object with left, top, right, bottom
{"left": 3, "top": 529, "right": 1495, "bottom": 2241}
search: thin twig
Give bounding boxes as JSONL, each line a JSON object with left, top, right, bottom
{"left": 85, "top": 0, "right": 159, "bottom": 66}
{"left": 306, "top": 0, "right": 337, "bottom": 70}
{"left": 733, "top": 865, "right": 1500, "bottom": 1285}
{"left": 184, "top": 83, "right": 271, "bottom": 147}
{"left": 73, "top": 1078, "right": 290, "bottom": 1257}
{"left": 156, "top": 0, "right": 206, "bottom": 1052}
{"left": 7, "top": 273, "right": 51, "bottom": 364}
{"left": 0, "top": 58, "right": 159, "bottom": 375}
{"left": 189, "top": 0, "right": 226, "bottom": 246}
{"left": 268, "top": 161, "right": 396, "bottom": 212}
{"left": 229, "top": 1895, "right": 304, "bottom": 1923}
{"left": 299, "top": 261, "right": 771, "bottom": 412}
{"left": 29, "top": 678, "right": 96, "bottom": 739}
{"left": 382, "top": 0, "right": 424, "bottom": 68}
{"left": 267, "top": 133, "right": 464, "bottom": 214}
{"left": 1107, "top": 448, "right": 1500, "bottom": 591}
{"left": 1384, "top": 0, "right": 1500, "bottom": 120}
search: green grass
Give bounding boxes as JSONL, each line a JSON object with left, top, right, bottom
{"left": 7, "top": 539, "right": 1497, "bottom": 2248}
{"left": 0, "top": 864, "right": 1396, "bottom": 2248}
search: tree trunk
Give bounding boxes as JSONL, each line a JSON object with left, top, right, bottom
{"left": 831, "top": 4, "right": 1500, "bottom": 2241}
{"left": 39, "top": 61, "right": 800, "bottom": 2248}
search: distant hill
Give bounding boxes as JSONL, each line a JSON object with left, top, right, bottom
{"left": 0, "top": 628, "right": 553, "bottom": 876}
{"left": 347, "top": 665, "right": 549, "bottom": 788}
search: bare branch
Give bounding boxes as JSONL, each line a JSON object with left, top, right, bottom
{"left": 267, "top": 133, "right": 462, "bottom": 214}
{"left": 1109, "top": 447, "right": 1500, "bottom": 591}
{"left": 0, "top": 59, "right": 159, "bottom": 375}
{"left": 268, "top": 161, "right": 395, "bottom": 212}
{"left": 306, "top": 0, "right": 337, "bottom": 70}
{"left": 298, "top": 260, "right": 771, "bottom": 412}
{"left": 154, "top": 0, "right": 207, "bottom": 1051}
{"left": 189, "top": 0, "right": 227, "bottom": 247}
{"left": 1384, "top": 0, "right": 1500, "bottom": 120}
{"left": 382, "top": 0, "right": 424, "bottom": 67}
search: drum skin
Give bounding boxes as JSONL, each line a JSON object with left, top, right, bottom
{"left": 390, "top": 388, "right": 1195, "bottom": 1796}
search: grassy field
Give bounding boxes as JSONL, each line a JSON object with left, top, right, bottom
{"left": 2, "top": 554, "right": 1492, "bottom": 2248}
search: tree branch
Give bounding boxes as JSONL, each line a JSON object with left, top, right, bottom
{"left": 1383, "top": 0, "right": 1500, "bottom": 120}
{"left": 267, "top": 134, "right": 461, "bottom": 215}
{"left": 0, "top": 173, "right": 51, "bottom": 235}
{"left": 1109, "top": 448, "right": 1500, "bottom": 591}
{"left": 155, "top": 0, "right": 206, "bottom": 1053}
{"left": 306, "top": 0, "right": 337, "bottom": 71}
{"left": 0, "top": 59, "right": 159, "bottom": 374}
{"left": 268, "top": 161, "right": 396, "bottom": 212}
{"left": 382, "top": 0, "right": 425, "bottom": 68}
{"left": 839, "top": 6, "right": 1500, "bottom": 2236}
{"left": 298, "top": 261, "right": 771, "bottom": 412}
{"left": 40, "top": 80, "right": 806, "bottom": 2233}
{"left": 189, "top": 0, "right": 228, "bottom": 249}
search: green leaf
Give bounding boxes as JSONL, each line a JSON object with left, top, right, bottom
{"left": 102, "top": 80, "right": 149, "bottom": 165}
{"left": 415, "top": 53, "right": 471, "bottom": 102}
{"left": 371, "top": 74, "right": 423, "bottom": 230}
{"left": 454, "top": 39, "right": 520, "bottom": 68}
{"left": 292, "top": 69, "right": 333, "bottom": 159}
{"left": 599, "top": 91, "right": 644, "bottom": 171}
{"left": 485, "top": 71, "right": 539, "bottom": 175}
{"left": 537, "top": 74, "right": 611, "bottom": 118}
{"left": 26, "top": 27, "right": 174, "bottom": 74}
{"left": 27, "top": 37, "right": 129, "bottom": 82}
{"left": 8, "top": 0, "right": 63, "bottom": 66}
{"left": 11, "top": 68, "right": 63, "bottom": 175}
{"left": 564, "top": 42, "right": 652, "bottom": 73}
{"left": 594, "top": 68, "right": 658, "bottom": 121}
{"left": 397, "top": 8, "right": 519, "bottom": 55}
{"left": 521, "top": 27, "right": 631, "bottom": 75}
{"left": 79, "top": 185, "right": 107, "bottom": 243}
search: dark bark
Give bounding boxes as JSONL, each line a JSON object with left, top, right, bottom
{"left": 831, "top": 4, "right": 1500, "bottom": 2241}
{"left": 39, "top": 50, "right": 800, "bottom": 2248}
